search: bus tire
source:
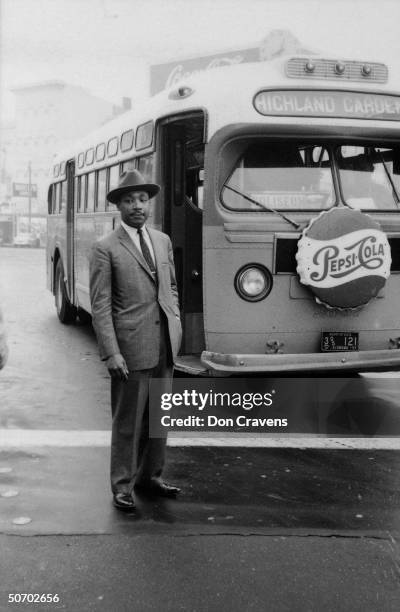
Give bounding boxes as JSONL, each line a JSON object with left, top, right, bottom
{"left": 55, "top": 259, "right": 76, "bottom": 324}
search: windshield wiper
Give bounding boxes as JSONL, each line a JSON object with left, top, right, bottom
{"left": 376, "top": 149, "right": 400, "bottom": 208}
{"left": 223, "top": 184, "right": 302, "bottom": 230}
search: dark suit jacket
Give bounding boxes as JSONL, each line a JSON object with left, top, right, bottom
{"left": 89, "top": 225, "right": 182, "bottom": 370}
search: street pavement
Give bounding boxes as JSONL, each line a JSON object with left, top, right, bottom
{"left": 1, "top": 443, "right": 400, "bottom": 611}
{"left": 1, "top": 247, "right": 400, "bottom": 611}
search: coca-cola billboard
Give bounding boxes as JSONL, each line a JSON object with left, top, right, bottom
{"left": 150, "top": 47, "right": 258, "bottom": 95}
{"left": 149, "top": 30, "right": 317, "bottom": 96}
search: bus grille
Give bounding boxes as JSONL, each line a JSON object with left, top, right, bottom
{"left": 275, "top": 237, "right": 400, "bottom": 273}
{"left": 286, "top": 58, "right": 388, "bottom": 84}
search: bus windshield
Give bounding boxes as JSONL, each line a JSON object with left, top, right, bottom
{"left": 337, "top": 145, "right": 400, "bottom": 210}
{"left": 221, "top": 141, "right": 400, "bottom": 211}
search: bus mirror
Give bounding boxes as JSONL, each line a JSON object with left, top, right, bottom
{"left": 199, "top": 169, "right": 204, "bottom": 182}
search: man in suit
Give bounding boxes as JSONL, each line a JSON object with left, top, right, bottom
{"left": 89, "top": 170, "right": 182, "bottom": 511}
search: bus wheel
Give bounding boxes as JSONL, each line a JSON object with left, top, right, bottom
{"left": 55, "top": 259, "right": 76, "bottom": 324}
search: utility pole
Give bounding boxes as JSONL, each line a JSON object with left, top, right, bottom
{"left": 28, "top": 160, "right": 32, "bottom": 232}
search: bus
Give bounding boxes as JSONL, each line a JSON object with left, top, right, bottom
{"left": 47, "top": 54, "right": 400, "bottom": 375}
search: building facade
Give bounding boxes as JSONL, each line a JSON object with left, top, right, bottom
{"left": 0, "top": 81, "right": 122, "bottom": 238}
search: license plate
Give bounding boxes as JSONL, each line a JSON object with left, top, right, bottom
{"left": 321, "top": 331, "right": 359, "bottom": 352}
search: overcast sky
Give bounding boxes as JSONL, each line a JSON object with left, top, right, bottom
{"left": 1, "top": 0, "right": 400, "bottom": 121}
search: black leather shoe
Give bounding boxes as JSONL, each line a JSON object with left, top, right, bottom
{"left": 113, "top": 492, "right": 136, "bottom": 510}
{"left": 135, "top": 481, "right": 181, "bottom": 498}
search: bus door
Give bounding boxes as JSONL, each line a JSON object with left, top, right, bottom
{"left": 65, "top": 159, "right": 75, "bottom": 303}
{"left": 160, "top": 114, "right": 205, "bottom": 357}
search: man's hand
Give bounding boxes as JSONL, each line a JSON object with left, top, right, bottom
{"left": 106, "top": 354, "right": 129, "bottom": 381}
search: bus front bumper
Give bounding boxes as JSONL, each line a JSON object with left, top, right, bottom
{"left": 201, "top": 349, "right": 400, "bottom": 374}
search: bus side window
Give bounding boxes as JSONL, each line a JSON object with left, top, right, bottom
{"left": 74, "top": 177, "right": 80, "bottom": 213}
{"left": 58, "top": 182, "right": 62, "bottom": 213}
{"left": 121, "top": 159, "right": 135, "bottom": 173}
{"left": 59, "top": 181, "right": 67, "bottom": 214}
{"left": 137, "top": 155, "right": 154, "bottom": 182}
{"left": 79, "top": 175, "right": 87, "bottom": 212}
{"left": 48, "top": 184, "right": 54, "bottom": 214}
{"left": 137, "top": 155, "right": 156, "bottom": 223}
{"left": 87, "top": 172, "right": 95, "bottom": 213}
{"left": 54, "top": 183, "right": 59, "bottom": 214}
{"left": 108, "top": 164, "right": 121, "bottom": 209}
{"left": 97, "top": 169, "right": 107, "bottom": 212}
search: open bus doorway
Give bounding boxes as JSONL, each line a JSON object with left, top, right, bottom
{"left": 159, "top": 113, "right": 205, "bottom": 364}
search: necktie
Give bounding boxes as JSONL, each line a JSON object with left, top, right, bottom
{"left": 137, "top": 227, "right": 156, "bottom": 274}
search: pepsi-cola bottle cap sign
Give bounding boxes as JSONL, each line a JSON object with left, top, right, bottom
{"left": 296, "top": 207, "right": 391, "bottom": 309}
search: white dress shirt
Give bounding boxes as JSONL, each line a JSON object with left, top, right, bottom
{"left": 120, "top": 221, "right": 156, "bottom": 267}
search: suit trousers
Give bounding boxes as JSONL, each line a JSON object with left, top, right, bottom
{"left": 110, "top": 311, "right": 173, "bottom": 494}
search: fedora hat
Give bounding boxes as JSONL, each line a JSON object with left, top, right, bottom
{"left": 107, "top": 170, "right": 160, "bottom": 204}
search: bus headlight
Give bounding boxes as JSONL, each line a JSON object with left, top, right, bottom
{"left": 234, "top": 264, "right": 273, "bottom": 302}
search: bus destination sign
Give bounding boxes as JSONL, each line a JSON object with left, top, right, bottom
{"left": 254, "top": 90, "right": 400, "bottom": 121}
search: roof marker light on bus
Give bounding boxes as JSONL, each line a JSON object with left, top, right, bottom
{"left": 304, "top": 61, "right": 316, "bottom": 73}
{"left": 361, "top": 64, "right": 372, "bottom": 77}
{"left": 335, "top": 62, "right": 346, "bottom": 75}
{"left": 168, "top": 86, "right": 194, "bottom": 100}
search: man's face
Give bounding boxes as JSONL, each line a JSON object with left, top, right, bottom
{"left": 117, "top": 190, "right": 150, "bottom": 228}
